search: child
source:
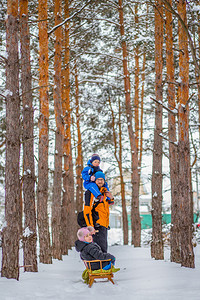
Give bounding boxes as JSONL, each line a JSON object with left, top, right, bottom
{"left": 75, "top": 227, "right": 116, "bottom": 270}
{"left": 81, "top": 154, "right": 110, "bottom": 202}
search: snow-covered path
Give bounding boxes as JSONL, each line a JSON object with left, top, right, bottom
{"left": 0, "top": 243, "right": 199, "bottom": 300}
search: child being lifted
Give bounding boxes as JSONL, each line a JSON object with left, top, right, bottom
{"left": 81, "top": 153, "right": 114, "bottom": 204}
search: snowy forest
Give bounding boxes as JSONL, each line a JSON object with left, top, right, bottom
{"left": 0, "top": 0, "right": 200, "bottom": 284}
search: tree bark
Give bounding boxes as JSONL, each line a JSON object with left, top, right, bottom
{"left": 51, "top": 0, "right": 63, "bottom": 260}
{"left": 197, "top": 5, "right": 200, "bottom": 216}
{"left": 197, "top": 4, "right": 200, "bottom": 144}
{"left": 139, "top": 4, "right": 148, "bottom": 170}
{"left": 118, "top": 0, "right": 141, "bottom": 246}
{"left": 118, "top": 0, "right": 129, "bottom": 245}
{"left": 151, "top": 0, "right": 164, "bottom": 260}
{"left": 37, "top": 0, "right": 52, "bottom": 264}
{"left": 134, "top": 4, "right": 139, "bottom": 151}
{"left": 109, "top": 98, "right": 126, "bottom": 238}
{"left": 139, "top": 50, "right": 145, "bottom": 170}
{"left": 165, "top": 0, "right": 180, "bottom": 263}
{"left": 161, "top": 0, "right": 200, "bottom": 77}
{"left": 61, "top": 0, "right": 76, "bottom": 254}
{"left": 118, "top": 100, "right": 126, "bottom": 237}
{"left": 177, "top": 0, "right": 194, "bottom": 268}
{"left": 1, "top": 0, "right": 21, "bottom": 280}
{"left": 75, "top": 62, "right": 83, "bottom": 214}
{"left": 19, "top": 0, "right": 38, "bottom": 272}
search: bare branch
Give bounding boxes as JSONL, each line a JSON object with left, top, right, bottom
{"left": 185, "top": 92, "right": 195, "bottom": 109}
{"left": 0, "top": 140, "right": 6, "bottom": 148}
{"left": 0, "top": 55, "right": 7, "bottom": 62}
{"left": 172, "top": 47, "right": 184, "bottom": 54}
{"left": 150, "top": 97, "right": 178, "bottom": 115}
{"left": 158, "top": 133, "right": 178, "bottom": 147}
{"left": 0, "top": 93, "right": 6, "bottom": 100}
{"left": 189, "top": 126, "right": 197, "bottom": 168}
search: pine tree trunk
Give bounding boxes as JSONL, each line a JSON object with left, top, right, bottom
{"left": 151, "top": 0, "right": 164, "bottom": 260}
{"left": 118, "top": 0, "right": 141, "bottom": 246}
{"left": 61, "top": 1, "right": 70, "bottom": 254}
{"left": 37, "top": 0, "right": 52, "bottom": 264}
{"left": 177, "top": 0, "right": 194, "bottom": 268}
{"left": 165, "top": 0, "right": 181, "bottom": 263}
{"left": 109, "top": 98, "right": 127, "bottom": 243}
{"left": 118, "top": 99, "right": 127, "bottom": 239}
{"left": 139, "top": 50, "right": 145, "bottom": 169}
{"left": 134, "top": 4, "right": 139, "bottom": 150}
{"left": 1, "top": 0, "right": 21, "bottom": 280}
{"left": 118, "top": 0, "right": 135, "bottom": 245}
{"left": 61, "top": 0, "right": 76, "bottom": 254}
{"left": 139, "top": 4, "right": 148, "bottom": 170}
{"left": 197, "top": 6, "right": 200, "bottom": 144}
{"left": 133, "top": 4, "right": 141, "bottom": 247}
{"left": 19, "top": 0, "right": 38, "bottom": 272}
{"left": 196, "top": 4, "right": 200, "bottom": 216}
{"left": 75, "top": 62, "right": 83, "bottom": 214}
{"left": 51, "top": 0, "right": 63, "bottom": 260}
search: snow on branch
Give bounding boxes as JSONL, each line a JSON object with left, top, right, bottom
{"left": 77, "top": 16, "right": 120, "bottom": 27}
{"left": 79, "top": 79, "right": 106, "bottom": 84}
{"left": 150, "top": 97, "right": 178, "bottom": 115}
{"left": 84, "top": 51, "right": 122, "bottom": 61}
{"left": 48, "top": 0, "right": 93, "bottom": 36}
{"left": 158, "top": 133, "right": 178, "bottom": 147}
{"left": 105, "top": 0, "right": 119, "bottom": 9}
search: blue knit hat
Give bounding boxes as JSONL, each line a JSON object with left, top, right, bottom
{"left": 95, "top": 171, "right": 105, "bottom": 180}
{"left": 91, "top": 154, "right": 101, "bottom": 163}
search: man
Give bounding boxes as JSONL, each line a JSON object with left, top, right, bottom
{"left": 83, "top": 171, "right": 114, "bottom": 253}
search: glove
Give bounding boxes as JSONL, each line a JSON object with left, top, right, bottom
{"left": 90, "top": 175, "right": 95, "bottom": 182}
{"left": 107, "top": 198, "right": 114, "bottom": 205}
{"left": 97, "top": 195, "right": 104, "bottom": 202}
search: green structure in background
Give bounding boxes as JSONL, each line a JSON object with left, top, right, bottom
{"left": 128, "top": 213, "right": 199, "bottom": 229}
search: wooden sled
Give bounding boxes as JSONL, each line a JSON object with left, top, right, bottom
{"left": 83, "top": 259, "right": 115, "bottom": 288}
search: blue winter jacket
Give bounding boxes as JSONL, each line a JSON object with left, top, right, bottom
{"left": 81, "top": 160, "right": 109, "bottom": 190}
{"left": 81, "top": 159, "right": 102, "bottom": 181}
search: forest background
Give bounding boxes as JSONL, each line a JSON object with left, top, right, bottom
{"left": 0, "top": 0, "right": 200, "bottom": 280}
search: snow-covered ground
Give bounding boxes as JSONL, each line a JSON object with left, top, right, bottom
{"left": 0, "top": 229, "right": 199, "bottom": 300}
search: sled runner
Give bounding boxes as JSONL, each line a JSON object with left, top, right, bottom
{"left": 83, "top": 259, "right": 115, "bottom": 288}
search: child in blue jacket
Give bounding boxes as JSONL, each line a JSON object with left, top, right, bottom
{"left": 81, "top": 154, "right": 110, "bottom": 201}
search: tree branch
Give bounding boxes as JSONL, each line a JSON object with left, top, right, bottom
{"left": 150, "top": 97, "right": 178, "bottom": 115}
{"left": 48, "top": 0, "right": 93, "bottom": 36}
{"left": 84, "top": 51, "right": 122, "bottom": 61}
{"left": 185, "top": 92, "right": 195, "bottom": 109}
{"left": 158, "top": 133, "right": 178, "bottom": 147}
{"left": 76, "top": 16, "right": 120, "bottom": 27}
{"left": 189, "top": 126, "right": 197, "bottom": 168}
{"left": 0, "top": 140, "right": 6, "bottom": 148}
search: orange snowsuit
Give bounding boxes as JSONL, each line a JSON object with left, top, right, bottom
{"left": 83, "top": 187, "right": 110, "bottom": 228}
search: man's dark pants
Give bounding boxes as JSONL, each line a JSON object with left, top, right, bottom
{"left": 93, "top": 225, "right": 108, "bottom": 253}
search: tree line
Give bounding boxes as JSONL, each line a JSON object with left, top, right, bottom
{"left": 0, "top": 0, "right": 199, "bottom": 280}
